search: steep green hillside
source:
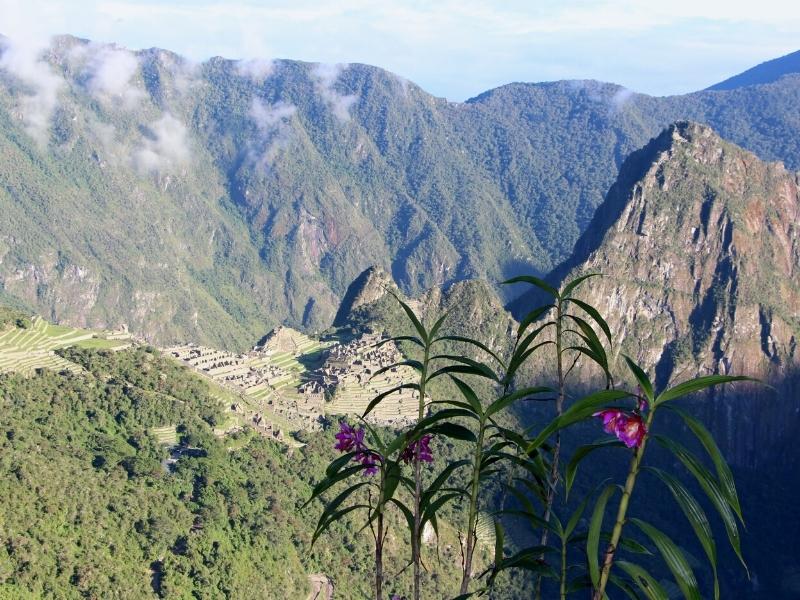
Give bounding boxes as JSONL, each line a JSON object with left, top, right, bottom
{"left": 1, "top": 35, "right": 800, "bottom": 347}
{"left": 0, "top": 346, "right": 466, "bottom": 599}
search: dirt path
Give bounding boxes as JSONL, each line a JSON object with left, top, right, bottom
{"left": 306, "top": 573, "right": 334, "bottom": 600}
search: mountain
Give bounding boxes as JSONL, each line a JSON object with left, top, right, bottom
{"left": 529, "top": 121, "right": 799, "bottom": 393}
{"left": 708, "top": 49, "right": 800, "bottom": 90}
{"left": 533, "top": 121, "right": 800, "bottom": 597}
{"left": 1, "top": 35, "right": 800, "bottom": 347}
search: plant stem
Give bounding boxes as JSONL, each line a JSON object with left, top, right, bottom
{"left": 375, "top": 507, "right": 384, "bottom": 600}
{"left": 537, "top": 298, "right": 565, "bottom": 599}
{"left": 459, "top": 416, "right": 486, "bottom": 595}
{"left": 592, "top": 411, "right": 654, "bottom": 600}
{"left": 560, "top": 537, "right": 567, "bottom": 600}
{"left": 412, "top": 342, "right": 430, "bottom": 600}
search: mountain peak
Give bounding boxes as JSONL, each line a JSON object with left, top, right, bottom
{"left": 708, "top": 49, "right": 800, "bottom": 91}
{"left": 333, "top": 266, "right": 398, "bottom": 327}
{"left": 535, "top": 121, "right": 800, "bottom": 391}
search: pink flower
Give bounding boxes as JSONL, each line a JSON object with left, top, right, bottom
{"left": 400, "top": 434, "right": 434, "bottom": 464}
{"left": 617, "top": 414, "right": 647, "bottom": 448}
{"left": 334, "top": 420, "right": 378, "bottom": 476}
{"left": 334, "top": 421, "right": 365, "bottom": 453}
{"left": 594, "top": 409, "right": 626, "bottom": 435}
{"left": 356, "top": 450, "right": 380, "bottom": 476}
{"left": 593, "top": 409, "right": 647, "bottom": 449}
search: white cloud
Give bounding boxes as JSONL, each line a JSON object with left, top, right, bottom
{"left": 610, "top": 87, "right": 634, "bottom": 111}
{"left": 249, "top": 98, "right": 296, "bottom": 130}
{"left": 311, "top": 62, "right": 357, "bottom": 122}
{"left": 248, "top": 97, "right": 296, "bottom": 167}
{"left": 85, "top": 45, "right": 144, "bottom": 109}
{"left": 134, "top": 112, "right": 191, "bottom": 173}
{"left": 0, "top": 34, "right": 63, "bottom": 146}
{"left": 236, "top": 58, "right": 274, "bottom": 81}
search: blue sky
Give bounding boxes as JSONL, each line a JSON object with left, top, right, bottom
{"left": 2, "top": 0, "right": 799, "bottom": 100}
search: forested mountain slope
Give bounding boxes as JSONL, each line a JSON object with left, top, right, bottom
{"left": 1, "top": 34, "right": 799, "bottom": 347}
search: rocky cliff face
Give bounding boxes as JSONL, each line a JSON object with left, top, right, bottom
{"left": 524, "top": 121, "right": 800, "bottom": 464}
{"left": 565, "top": 122, "right": 799, "bottom": 381}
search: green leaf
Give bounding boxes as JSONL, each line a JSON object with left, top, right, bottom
{"left": 389, "top": 497, "right": 414, "bottom": 538}
{"left": 527, "top": 389, "right": 631, "bottom": 453}
{"left": 587, "top": 484, "right": 617, "bottom": 588}
{"left": 646, "top": 466, "right": 718, "bottom": 600}
{"left": 565, "top": 439, "right": 624, "bottom": 498}
{"left": 667, "top": 406, "right": 742, "bottom": 521}
{"left": 392, "top": 293, "right": 429, "bottom": 343}
{"left": 615, "top": 561, "right": 670, "bottom": 600}
{"left": 362, "top": 383, "right": 420, "bottom": 417}
{"left": 370, "top": 359, "right": 423, "bottom": 379}
{"left": 494, "top": 517, "right": 505, "bottom": 567}
{"left": 565, "top": 494, "right": 592, "bottom": 539}
{"left": 312, "top": 504, "right": 367, "bottom": 546}
{"left": 656, "top": 375, "right": 755, "bottom": 406}
{"left": 428, "top": 311, "right": 450, "bottom": 341}
{"left": 569, "top": 297, "right": 612, "bottom": 344}
{"left": 449, "top": 376, "right": 484, "bottom": 416}
{"left": 373, "top": 335, "right": 424, "bottom": 349}
{"left": 502, "top": 275, "right": 559, "bottom": 298}
{"left": 434, "top": 334, "right": 506, "bottom": 369}
{"left": 325, "top": 451, "right": 358, "bottom": 478}
{"left": 421, "top": 492, "right": 461, "bottom": 533}
{"left": 516, "top": 303, "right": 554, "bottom": 338}
{"left": 428, "top": 354, "right": 499, "bottom": 382}
{"left": 421, "top": 460, "right": 470, "bottom": 507}
{"left": 409, "top": 409, "right": 478, "bottom": 441}
{"left": 304, "top": 464, "right": 368, "bottom": 507}
{"left": 608, "top": 572, "right": 646, "bottom": 600}
{"left": 561, "top": 273, "right": 600, "bottom": 299}
{"left": 654, "top": 436, "right": 747, "bottom": 573}
{"left": 425, "top": 422, "right": 477, "bottom": 443}
{"left": 485, "top": 386, "right": 552, "bottom": 418}
{"left": 631, "top": 518, "right": 701, "bottom": 600}
{"left": 380, "top": 461, "right": 402, "bottom": 506}
{"left": 311, "top": 480, "right": 372, "bottom": 544}
{"left": 622, "top": 354, "right": 654, "bottom": 402}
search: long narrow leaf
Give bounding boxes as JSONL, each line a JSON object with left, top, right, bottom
{"left": 655, "top": 375, "right": 755, "bottom": 406}
{"left": 565, "top": 439, "right": 624, "bottom": 498}
{"left": 667, "top": 406, "right": 742, "bottom": 521}
{"left": 435, "top": 334, "right": 506, "bottom": 369}
{"left": 631, "top": 518, "right": 701, "bottom": 600}
{"left": 527, "top": 389, "right": 631, "bottom": 453}
{"left": 622, "top": 354, "right": 654, "bottom": 402}
{"left": 362, "top": 383, "right": 420, "bottom": 417}
{"left": 502, "top": 275, "right": 559, "bottom": 298}
{"left": 654, "top": 436, "right": 747, "bottom": 573}
{"left": 587, "top": 484, "right": 617, "bottom": 588}
{"left": 615, "top": 561, "right": 670, "bottom": 600}
{"left": 569, "top": 297, "right": 612, "bottom": 344}
{"left": 561, "top": 273, "right": 600, "bottom": 299}
{"left": 486, "top": 386, "right": 552, "bottom": 418}
{"left": 646, "top": 466, "right": 719, "bottom": 600}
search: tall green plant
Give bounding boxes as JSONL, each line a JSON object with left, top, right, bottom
{"left": 308, "top": 274, "right": 755, "bottom": 600}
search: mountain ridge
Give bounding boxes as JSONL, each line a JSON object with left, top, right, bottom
{"left": 2, "top": 34, "right": 800, "bottom": 348}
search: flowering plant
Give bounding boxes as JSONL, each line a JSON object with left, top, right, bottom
{"left": 307, "top": 274, "right": 756, "bottom": 600}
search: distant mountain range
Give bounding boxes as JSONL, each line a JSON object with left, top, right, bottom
{"left": 1, "top": 34, "right": 799, "bottom": 349}
{"left": 708, "top": 49, "right": 800, "bottom": 90}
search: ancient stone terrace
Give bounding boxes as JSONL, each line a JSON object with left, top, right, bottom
{"left": 0, "top": 316, "right": 131, "bottom": 375}
{"left": 320, "top": 333, "right": 420, "bottom": 424}
{"left": 165, "top": 343, "right": 293, "bottom": 398}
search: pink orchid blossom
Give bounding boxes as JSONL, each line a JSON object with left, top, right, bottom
{"left": 593, "top": 409, "right": 647, "bottom": 449}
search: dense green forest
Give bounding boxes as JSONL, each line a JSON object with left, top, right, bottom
{"left": 0, "top": 347, "right": 473, "bottom": 598}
